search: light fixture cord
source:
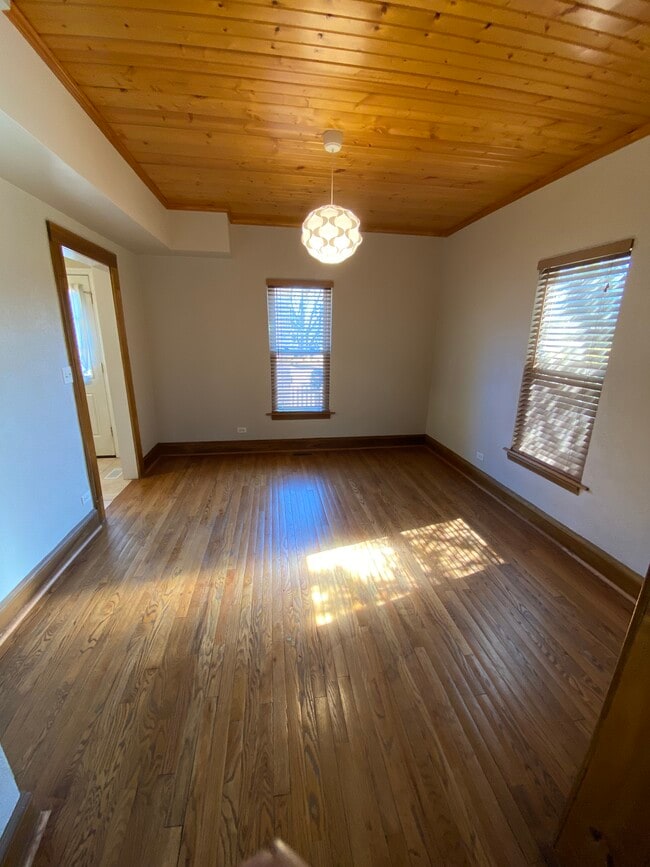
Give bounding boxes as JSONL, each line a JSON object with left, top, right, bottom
{"left": 330, "top": 150, "right": 334, "bottom": 205}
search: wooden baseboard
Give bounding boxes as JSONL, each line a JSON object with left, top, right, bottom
{"left": 153, "top": 434, "right": 426, "bottom": 460}
{"left": 424, "top": 435, "right": 642, "bottom": 600}
{"left": 0, "top": 792, "right": 45, "bottom": 867}
{"left": 0, "top": 511, "right": 102, "bottom": 645}
{"left": 143, "top": 442, "right": 161, "bottom": 474}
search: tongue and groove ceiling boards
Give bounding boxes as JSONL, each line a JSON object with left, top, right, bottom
{"left": 6, "top": 1, "right": 650, "bottom": 236}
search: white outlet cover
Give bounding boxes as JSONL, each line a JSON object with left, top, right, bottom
{"left": 62, "top": 365, "right": 74, "bottom": 384}
{"left": 476, "top": 451, "right": 484, "bottom": 461}
{"left": 81, "top": 491, "right": 92, "bottom": 505}
{"left": 237, "top": 427, "right": 247, "bottom": 433}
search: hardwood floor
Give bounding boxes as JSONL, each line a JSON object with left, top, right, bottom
{"left": 97, "top": 457, "right": 131, "bottom": 508}
{"left": 0, "top": 447, "right": 632, "bottom": 866}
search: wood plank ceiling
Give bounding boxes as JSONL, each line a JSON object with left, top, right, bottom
{"left": 7, "top": 0, "right": 650, "bottom": 235}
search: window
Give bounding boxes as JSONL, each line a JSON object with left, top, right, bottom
{"left": 68, "top": 282, "right": 95, "bottom": 382}
{"left": 507, "top": 238, "right": 633, "bottom": 493}
{"left": 266, "top": 280, "right": 333, "bottom": 419}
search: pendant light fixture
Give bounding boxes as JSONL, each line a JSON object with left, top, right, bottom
{"left": 301, "top": 130, "right": 363, "bottom": 265}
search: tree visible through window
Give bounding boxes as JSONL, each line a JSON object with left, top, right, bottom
{"left": 507, "top": 239, "right": 633, "bottom": 493}
{"left": 266, "top": 280, "right": 332, "bottom": 418}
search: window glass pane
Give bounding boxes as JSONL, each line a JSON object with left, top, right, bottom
{"left": 511, "top": 249, "right": 631, "bottom": 485}
{"left": 68, "top": 285, "right": 94, "bottom": 382}
{"left": 267, "top": 286, "right": 331, "bottom": 413}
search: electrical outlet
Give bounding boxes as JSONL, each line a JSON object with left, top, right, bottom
{"left": 476, "top": 451, "right": 484, "bottom": 462}
{"left": 237, "top": 426, "right": 247, "bottom": 434}
{"left": 62, "top": 365, "right": 74, "bottom": 384}
{"left": 81, "top": 491, "right": 92, "bottom": 506}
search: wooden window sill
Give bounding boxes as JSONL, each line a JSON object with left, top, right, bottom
{"left": 268, "top": 411, "right": 333, "bottom": 420}
{"left": 505, "top": 448, "right": 588, "bottom": 495}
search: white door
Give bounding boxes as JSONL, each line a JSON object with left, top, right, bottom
{"left": 68, "top": 274, "right": 116, "bottom": 457}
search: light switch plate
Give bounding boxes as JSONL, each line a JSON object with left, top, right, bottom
{"left": 62, "top": 365, "right": 74, "bottom": 384}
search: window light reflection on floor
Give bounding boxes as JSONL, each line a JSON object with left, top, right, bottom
{"left": 306, "top": 518, "right": 503, "bottom": 626}
{"left": 400, "top": 518, "right": 503, "bottom": 581}
{"left": 307, "top": 540, "right": 411, "bottom": 626}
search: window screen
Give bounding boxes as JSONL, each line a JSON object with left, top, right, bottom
{"left": 266, "top": 281, "right": 332, "bottom": 418}
{"left": 507, "top": 239, "right": 633, "bottom": 493}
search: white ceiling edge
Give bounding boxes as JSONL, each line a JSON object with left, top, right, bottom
{"left": 0, "top": 111, "right": 168, "bottom": 252}
{"left": 0, "top": 110, "right": 232, "bottom": 255}
{"left": 0, "top": 14, "right": 231, "bottom": 256}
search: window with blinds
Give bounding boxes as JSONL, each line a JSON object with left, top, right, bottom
{"left": 507, "top": 239, "right": 633, "bottom": 493}
{"left": 266, "top": 280, "right": 333, "bottom": 419}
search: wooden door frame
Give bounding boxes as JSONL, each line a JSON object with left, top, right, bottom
{"left": 46, "top": 221, "right": 144, "bottom": 521}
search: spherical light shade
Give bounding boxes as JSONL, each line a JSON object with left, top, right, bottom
{"left": 301, "top": 204, "right": 363, "bottom": 264}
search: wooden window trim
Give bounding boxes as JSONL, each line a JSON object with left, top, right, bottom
{"left": 268, "top": 411, "right": 334, "bottom": 420}
{"left": 538, "top": 238, "right": 634, "bottom": 272}
{"left": 266, "top": 279, "right": 334, "bottom": 289}
{"left": 505, "top": 448, "right": 588, "bottom": 495}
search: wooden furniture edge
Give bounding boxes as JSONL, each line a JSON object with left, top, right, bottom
{"left": 0, "top": 791, "right": 46, "bottom": 867}
{"left": 151, "top": 434, "right": 425, "bottom": 459}
{"left": 424, "top": 435, "right": 641, "bottom": 600}
{"left": 0, "top": 511, "right": 101, "bottom": 645}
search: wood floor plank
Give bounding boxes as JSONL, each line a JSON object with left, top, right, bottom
{"left": 0, "top": 447, "right": 631, "bottom": 866}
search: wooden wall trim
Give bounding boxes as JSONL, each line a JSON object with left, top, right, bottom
{"left": 47, "top": 221, "right": 145, "bottom": 481}
{"left": 0, "top": 511, "right": 101, "bottom": 646}
{"left": 154, "top": 434, "right": 425, "bottom": 460}
{"left": 0, "top": 793, "right": 34, "bottom": 867}
{"left": 47, "top": 222, "right": 105, "bottom": 520}
{"left": 143, "top": 442, "right": 162, "bottom": 475}
{"left": 424, "top": 435, "right": 642, "bottom": 600}
{"left": 48, "top": 222, "right": 118, "bottom": 269}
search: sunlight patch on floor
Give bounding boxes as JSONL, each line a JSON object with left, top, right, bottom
{"left": 306, "top": 518, "right": 503, "bottom": 626}
{"left": 401, "top": 518, "right": 503, "bottom": 581}
{"left": 307, "top": 539, "right": 412, "bottom": 626}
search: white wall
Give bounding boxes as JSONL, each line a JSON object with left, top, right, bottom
{"left": 143, "top": 226, "right": 440, "bottom": 442}
{"left": 0, "top": 177, "right": 157, "bottom": 605}
{"left": 0, "top": 16, "right": 230, "bottom": 256}
{"left": 0, "top": 746, "right": 19, "bottom": 839}
{"left": 426, "top": 136, "right": 650, "bottom": 577}
{"left": 0, "top": 14, "right": 167, "bottom": 248}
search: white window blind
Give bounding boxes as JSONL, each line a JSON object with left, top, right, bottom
{"left": 507, "top": 239, "right": 633, "bottom": 493}
{"left": 267, "top": 281, "right": 332, "bottom": 418}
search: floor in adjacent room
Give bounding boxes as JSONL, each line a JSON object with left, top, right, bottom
{"left": 0, "top": 447, "right": 632, "bottom": 866}
{"left": 97, "top": 456, "right": 131, "bottom": 508}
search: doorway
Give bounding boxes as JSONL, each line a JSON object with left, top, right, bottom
{"left": 66, "top": 266, "right": 117, "bottom": 458}
{"left": 47, "top": 222, "right": 143, "bottom": 517}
